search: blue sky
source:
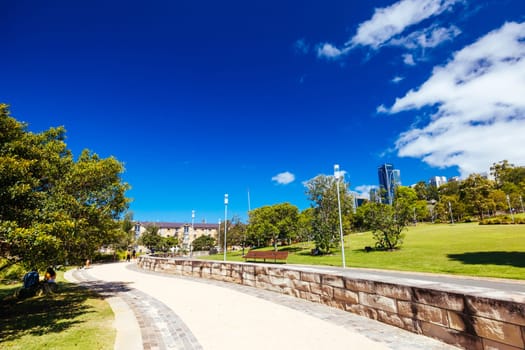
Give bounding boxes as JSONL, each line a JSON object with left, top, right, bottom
{"left": 2, "top": 0, "right": 525, "bottom": 224}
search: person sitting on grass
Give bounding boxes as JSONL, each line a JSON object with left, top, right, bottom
{"left": 42, "top": 267, "right": 57, "bottom": 294}
{"left": 16, "top": 268, "right": 40, "bottom": 299}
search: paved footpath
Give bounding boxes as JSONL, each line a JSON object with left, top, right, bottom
{"left": 66, "top": 262, "right": 459, "bottom": 350}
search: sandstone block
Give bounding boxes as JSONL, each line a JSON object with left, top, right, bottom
{"left": 473, "top": 316, "right": 524, "bottom": 348}
{"left": 344, "top": 278, "right": 376, "bottom": 293}
{"left": 483, "top": 338, "right": 524, "bottom": 350}
{"left": 300, "top": 272, "right": 320, "bottom": 284}
{"left": 284, "top": 270, "right": 300, "bottom": 280}
{"left": 377, "top": 310, "right": 405, "bottom": 329}
{"left": 359, "top": 292, "right": 397, "bottom": 313}
{"left": 292, "top": 279, "right": 311, "bottom": 293}
{"left": 333, "top": 287, "right": 358, "bottom": 305}
{"left": 421, "top": 321, "right": 483, "bottom": 350}
{"left": 321, "top": 274, "right": 344, "bottom": 288}
{"left": 466, "top": 296, "right": 525, "bottom": 327}
{"left": 414, "top": 288, "right": 464, "bottom": 311}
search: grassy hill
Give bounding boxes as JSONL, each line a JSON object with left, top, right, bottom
{"left": 206, "top": 222, "right": 525, "bottom": 280}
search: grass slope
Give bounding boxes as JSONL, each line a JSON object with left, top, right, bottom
{"left": 205, "top": 222, "right": 525, "bottom": 280}
{"left": 0, "top": 270, "right": 115, "bottom": 349}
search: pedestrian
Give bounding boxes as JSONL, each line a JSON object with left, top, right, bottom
{"left": 126, "top": 251, "right": 131, "bottom": 262}
{"left": 132, "top": 249, "right": 136, "bottom": 259}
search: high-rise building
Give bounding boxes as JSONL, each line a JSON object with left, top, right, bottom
{"left": 429, "top": 176, "right": 447, "bottom": 188}
{"left": 378, "top": 163, "right": 401, "bottom": 204}
{"left": 369, "top": 188, "right": 380, "bottom": 203}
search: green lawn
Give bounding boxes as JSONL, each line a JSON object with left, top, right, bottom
{"left": 0, "top": 270, "right": 115, "bottom": 349}
{"left": 205, "top": 222, "right": 525, "bottom": 280}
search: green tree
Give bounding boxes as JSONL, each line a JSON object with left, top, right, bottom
{"left": 413, "top": 181, "right": 428, "bottom": 200}
{"left": 459, "top": 174, "right": 494, "bottom": 220}
{"left": 297, "top": 208, "right": 314, "bottom": 243}
{"left": 191, "top": 235, "right": 216, "bottom": 251}
{"left": 138, "top": 225, "right": 162, "bottom": 252}
{"left": 246, "top": 203, "right": 299, "bottom": 249}
{"left": 0, "top": 104, "right": 130, "bottom": 269}
{"left": 226, "top": 216, "right": 247, "bottom": 247}
{"left": 363, "top": 189, "right": 412, "bottom": 250}
{"left": 304, "top": 175, "right": 353, "bottom": 254}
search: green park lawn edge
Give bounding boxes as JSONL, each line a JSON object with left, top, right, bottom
{"left": 0, "top": 269, "right": 115, "bottom": 350}
{"left": 204, "top": 222, "right": 525, "bottom": 280}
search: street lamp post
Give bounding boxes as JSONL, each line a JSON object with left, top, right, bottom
{"left": 334, "top": 164, "right": 346, "bottom": 268}
{"left": 224, "top": 194, "right": 228, "bottom": 261}
{"left": 520, "top": 195, "right": 524, "bottom": 214}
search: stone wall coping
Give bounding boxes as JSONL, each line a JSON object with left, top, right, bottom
{"left": 148, "top": 257, "right": 525, "bottom": 304}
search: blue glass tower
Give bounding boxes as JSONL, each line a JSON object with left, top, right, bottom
{"left": 378, "top": 163, "right": 400, "bottom": 204}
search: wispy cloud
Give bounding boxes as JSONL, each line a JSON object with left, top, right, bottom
{"left": 317, "top": 43, "right": 347, "bottom": 59}
{"left": 402, "top": 53, "right": 416, "bottom": 65}
{"left": 317, "top": 0, "right": 462, "bottom": 61}
{"left": 272, "top": 171, "right": 296, "bottom": 185}
{"left": 389, "top": 25, "right": 461, "bottom": 49}
{"left": 294, "top": 38, "right": 310, "bottom": 54}
{"left": 391, "top": 76, "right": 405, "bottom": 83}
{"left": 355, "top": 185, "right": 377, "bottom": 199}
{"left": 350, "top": 0, "right": 460, "bottom": 49}
{"left": 382, "top": 21, "right": 525, "bottom": 176}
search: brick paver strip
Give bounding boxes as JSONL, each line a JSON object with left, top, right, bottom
{"left": 72, "top": 268, "right": 203, "bottom": 350}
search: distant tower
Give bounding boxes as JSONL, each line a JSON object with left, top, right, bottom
{"left": 429, "top": 176, "right": 447, "bottom": 188}
{"left": 378, "top": 163, "right": 401, "bottom": 205}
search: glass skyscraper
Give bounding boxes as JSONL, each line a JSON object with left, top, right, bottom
{"left": 378, "top": 163, "right": 401, "bottom": 204}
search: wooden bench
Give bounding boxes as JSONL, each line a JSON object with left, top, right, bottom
{"left": 243, "top": 250, "right": 288, "bottom": 263}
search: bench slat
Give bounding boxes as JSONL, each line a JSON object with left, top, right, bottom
{"left": 243, "top": 250, "right": 288, "bottom": 263}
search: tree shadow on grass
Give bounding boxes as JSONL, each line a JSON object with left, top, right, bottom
{"left": 278, "top": 247, "right": 303, "bottom": 253}
{"left": 447, "top": 251, "right": 525, "bottom": 268}
{"left": 0, "top": 280, "right": 133, "bottom": 342}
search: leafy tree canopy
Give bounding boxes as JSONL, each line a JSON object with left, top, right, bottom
{"left": 0, "top": 104, "right": 130, "bottom": 270}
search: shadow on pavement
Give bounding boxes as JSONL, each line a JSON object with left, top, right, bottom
{"left": 447, "top": 251, "right": 525, "bottom": 268}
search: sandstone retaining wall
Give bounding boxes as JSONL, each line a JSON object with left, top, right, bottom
{"left": 138, "top": 257, "right": 525, "bottom": 350}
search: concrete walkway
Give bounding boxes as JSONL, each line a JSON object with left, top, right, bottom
{"left": 66, "top": 262, "right": 459, "bottom": 350}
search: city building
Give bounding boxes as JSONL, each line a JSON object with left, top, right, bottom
{"left": 429, "top": 176, "right": 447, "bottom": 188}
{"left": 134, "top": 222, "right": 219, "bottom": 250}
{"left": 378, "top": 163, "right": 401, "bottom": 204}
{"left": 369, "top": 187, "right": 380, "bottom": 203}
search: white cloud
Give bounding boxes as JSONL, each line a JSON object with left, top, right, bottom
{"left": 402, "top": 53, "right": 416, "bottom": 65}
{"left": 315, "top": 0, "right": 461, "bottom": 64}
{"left": 376, "top": 104, "right": 389, "bottom": 113}
{"left": 272, "top": 171, "right": 296, "bottom": 185}
{"left": 384, "top": 21, "right": 525, "bottom": 176}
{"left": 389, "top": 25, "right": 461, "bottom": 49}
{"left": 391, "top": 76, "right": 405, "bottom": 83}
{"left": 317, "top": 43, "right": 348, "bottom": 59}
{"left": 349, "top": 0, "right": 461, "bottom": 49}
{"left": 355, "top": 185, "right": 377, "bottom": 199}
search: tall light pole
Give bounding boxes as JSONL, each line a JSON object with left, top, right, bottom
{"left": 520, "top": 195, "right": 524, "bottom": 214}
{"left": 334, "top": 164, "right": 346, "bottom": 268}
{"left": 223, "top": 194, "right": 228, "bottom": 261}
